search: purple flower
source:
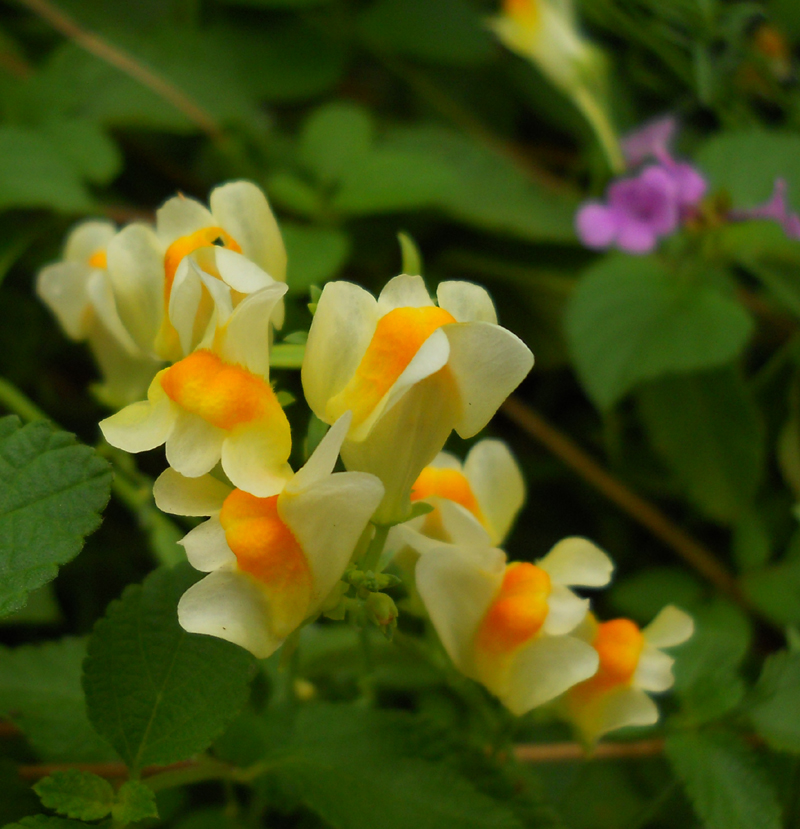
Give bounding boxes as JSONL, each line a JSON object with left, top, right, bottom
{"left": 576, "top": 165, "right": 682, "bottom": 253}
{"left": 729, "top": 178, "right": 800, "bottom": 240}
{"left": 622, "top": 116, "right": 678, "bottom": 167}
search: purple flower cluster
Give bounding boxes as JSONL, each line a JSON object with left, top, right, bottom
{"left": 730, "top": 178, "right": 800, "bottom": 239}
{"left": 576, "top": 117, "right": 708, "bottom": 254}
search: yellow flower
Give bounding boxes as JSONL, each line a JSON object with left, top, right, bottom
{"left": 153, "top": 413, "right": 384, "bottom": 658}
{"left": 36, "top": 220, "right": 161, "bottom": 407}
{"left": 565, "top": 606, "right": 693, "bottom": 744}
{"left": 416, "top": 536, "right": 613, "bottom": 714}
{"left": 105, "top": 181, "right": 287, "bottom": 361}
{"left": 302, "top": 275, "right": 533, "bottom": 523}
{"left": 100, "top": 273, "right": 291, "bottom": 495}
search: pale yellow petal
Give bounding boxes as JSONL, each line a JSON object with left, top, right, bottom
{"left": 153, "top": 467, "right": 230, "bottom": 516}
{"left": 64, "top": 220, "right": 116, "bottom": 264}
{"left": 156, "top": 194, "right": 214, "bottom": 244}
{"left": 220, "top": 421, "right": 293, "bottom": 497}
{"left": 643, "top": 605, "right": 694, "bottom": 648}
{"left": 180, "top": 517, "right": 235, "bottom": 572}
{"left": 538, "top": 537, "right": 613, "bottom": 587}
{"left": 376, "top": 274, "right": 434, "bottom": 313}
{"left": 436, "top": 281, "right": 497, "bottom": 324}
{"left": 165, "top": 412, "right": 225, "bottom": 478}
{"left": 99, "top": 375, "right": 176, "bottom": 452}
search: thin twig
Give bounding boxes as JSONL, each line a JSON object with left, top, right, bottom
{"left": 18, "top": 759, "right": 196, "bottom": 782}
{"left": 501, "top": 396, "right": 745, "bottom": 604}
{"left": 513, "top": 738, "right": 664, "bottom": 763}
{"left": 15, "top": 0, "right": 221, "bottom": 138}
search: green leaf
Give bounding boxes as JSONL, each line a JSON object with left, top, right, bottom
{"left": 0, "top": 416, "right": 112, "bottom": 617}
{"left": 732, "top": 511, "right": 772, "bottom": 572}
{"left": 282, "top": 224, "right": 350, "bottom": 294}
{"left": 112, "top": 782, "right": 158, "bottom": 824}
{"left": 299, "top": 102, "right": 374, "bottom": 185}
{"left": 3, "top": 818, "right": 91, "bottom": 828}
{"left": 334, "top": 125, "right": 578, "bottom": 242}
{"left": 33, "top": 771, "right": 113, "bottom": 822}
{"left": 0, "top": 127, "right": 93, "bottom": 213}
{"left": 267, "top": 704, "right": 523, "bottom": 829}
{"left": 0, "top": 638, "right": 114, "bottom": 762}
{"left": 609, "top": 567, "right": 704, "bottom": 622}
{"left": 672, "top": 599, "right": 751, "bottom": 723}
{"left": 270, "top": 343, "right": 306, "bottom": 369}
{"left": 566, "top": 256, "right": 753, "bottom": 409}
{"left": 637, "top": 369, "right": 764, "bottom": 523}
{"left": 666, "top": 732, "right": 782, "bottom": 829}
{"left": 695, "top": 130, "right": 800, "bottom": 207}
{"left": 359, "top": 0, "right": 494, "bottom": 66}
{"left": 83, "top": 563, "right": 254, "bottom": 772}
{"left": 0, "top": 759, "right": 42, "bottom": 826}
{"left": 749, "top": 650, "right": 800, "bottom": 752}
{"left": 37, "top": 120, "right": 122, "bottom": 185}
{"left": 742, "top": 556, "right": 800, "bottom": 627}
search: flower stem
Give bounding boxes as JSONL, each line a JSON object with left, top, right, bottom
{"left": 0, "top": 376, "right": 48, "bottom": 422}
{"left": 361, "top": 523, "right": 391, "bottom": 574}
{"left": 573, "top": 85, "right": 625, "bottom": 175}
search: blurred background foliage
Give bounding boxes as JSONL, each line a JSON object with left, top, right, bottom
{"left": 3, "top": 0, "right": 800, "bottom": 827}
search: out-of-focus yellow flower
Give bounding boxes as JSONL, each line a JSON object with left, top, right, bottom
{"left": 36, "top": 220, "right": 161, "bottom": 407}
{"left": 100, "top": 266, "right": 291, "bottom": 495}
{"left": 301, "top": 275, "right": 533, "bottom": 524}
{"left": 153, "top": 413, "right": 384, "bottom": 658}
{"left": 105, "top": 181, "right": 287, "bottom": 361}
{"left": 416, "top": 536, "right": 613, "bottom": 715}
{"left": 565, "top": 606, "right": 693, "bottom": 744}
{"left": 489, "top": 0, "right": 623, "bottom": 172}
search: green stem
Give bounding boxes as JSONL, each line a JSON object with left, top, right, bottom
{"left": 361, "top": 523, "right": 391, "bottom": 574}
{"left": 573, "top": 85, "right": 625, "bottom": 174}
{"left": 0, "top": 376, "right": 49, "bottom": 421}
{"left": 144, "top": 758, "right": 235, "bottom": 793}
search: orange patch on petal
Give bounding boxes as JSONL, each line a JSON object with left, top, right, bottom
{"left": 503, "top": 0, "right": 539, "bottom": 29}
{"left": 160, "top": 349, "right": 285, "bottom": 432}
{"left": 220, "top": 490, "right": 312, "bottom": 636}
{"left": 330, "top": 305, "right": 455, "bottom": 428}
{"left": 411, "top": 466, "right": 485, "bottom": 539}
{"left": 87, "top": 250, "right": 107, "bottom": 269}
{"left": 163, "top": 226, "right": 241, "bottom": 304}
{"left": 475, "top": 563, "right": 551, "bottom": 657}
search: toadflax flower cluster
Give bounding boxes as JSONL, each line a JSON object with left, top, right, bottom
{"left": 38, "top": 179, "right": 691, "bottom": 743}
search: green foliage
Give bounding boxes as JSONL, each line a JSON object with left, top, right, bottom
{"left": 33, "top": 771, "right": 114, "bottom": 822}
{"left": 0, "top": 417, "right": 111, "bottom": 618}
{"left": 638, "top": 369, "right": 764, "bottom": 523}
{"left": 0, "top": 638, "right": 114, "bottom": 762}
{"left": 749, "top": 650, "right": 800, "bottom": 753}
{"left": 566, "top": 255, "right": 754, "bottom": 408}
{"left": 265, "top": 704, "right": 525, "bottom": 829}
{"left": 82, "top": 564, "right": 254, "bottom": 772}
{"left": 112, "top": 782, "right": 158, "bottom": 824}
{"left": 2, "top": 818, "right": 91, "bottom": 829}
{"left": 282, "top": 224, "right": 350, "bottom": 293}
{"left": 666, "top": 732, "right": 782, "bottom": 829}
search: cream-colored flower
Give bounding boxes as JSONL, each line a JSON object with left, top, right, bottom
{"left": 416, "top": 536, "right": 613, "bottom": 715}
{"left": 36, "top": 220, "right": 161, "bottom": 407}
{"left": 100, "top": 271, "right": 291, "bottom": 496}
{"left": 153, "top": 413, "right": 384, "bottom": 658}
{"left": 105, "top": 180, "right": 287, "bottom": 361}
{"left": 301, "top": 275, "right": 533, "bottom": 524}
{"left": 408, "top": 440, "right": 525, "bottom": 546}
{"left": 564, "top": 606, "right": 694, "bottom": 744}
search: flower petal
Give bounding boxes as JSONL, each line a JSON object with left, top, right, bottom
{"left": 85, "top": 271, "right": 142, "bottom": 355}
{"left": 542, "top": 584, "right": 590, "bottom": 636}
{"left": 165, "top": 412, "right": 225, "bottom": 478}
{"left": 221, "top": 420, "right": 293, "bottom": 497}
{"left": 210, "top": 181, "right": 287, "bottom": 282}
{"left": 99, "top": 375, "right": 176, "bottom": 452}
{"left": 642, "top": 605, "right": 694, "bottom": 648}
{"left": 168, "top": 258, "right": 205, "bottom": 356}
{"left": 301, "top": 281, "right": 379, "bottom": 422}
{"left": 106, "top": 224, "right": 165, "bottom": 353}
{"left": 64, "top": 221, "right": 116, "bottom": 263}
{"left": 377, "top": 274, "right": 434, "bottom": 313}
{"left": 573, "top": 686, "right": 659, "bottom": 744}
{"left": 180, "top": 517, "right": 235, "bottom": 572}
{"left": 444, "top": 321, "right": 534, "bottom": 438}
{"left": 634, "top": 646, "right": 675, "bottom": 692}
{"left": 178, "top": 568, "right": 282, "bottom": 659}
{"left": 428, "top": 451, "right": 462, "bottom": 470}
{"left": 575, "top": 203, "right": 619, "bottom": 249}
{"left": 286, "top": 412, "right": 351, "bottom": 495}
{"left": 280, "top": 471, "right": 384, "bottom": 611}
{"left": 36, "top": 262, "right": 93, "bottom": 340}
{"left": 416, "top": 545, "right": 506, "bottom": 677}
{"left": 501, "top": 635, "right": 599, "bottom": 715}
{"left": 464, "top": 439, "right": 525, "bottom": 545}
{"left": 156, "top": 194, "right": 214, "bottom": 244}
{"left": 538, "top": 537, "right": 613, "bottom": 587}
{"left": 437, "top": 281, "right": 497, "bottom": 324}
{"left": 153, "top": 467, "right": 230, "bottom": 516}
{"left": 214, "top": 247, "right": 275, "bottom": 294}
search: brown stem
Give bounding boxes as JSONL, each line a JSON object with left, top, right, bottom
{"left": 15, "top": 0, "right": 221, "bottom": 139}
{"left": 17, "top": 759, "right": 195, "bottom": 782}
{"left": 501, "top": 396, "right": 745, "bottom": 604}
{"left": 513, "top": 738, "right": 664, "bottom": 763}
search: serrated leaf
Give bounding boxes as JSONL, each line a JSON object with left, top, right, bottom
{"left": 112, "top": 781, "right": 158, "bottom": 824}
{"left": 666, "top": 732, "right": 781, "bottom": 829}
{"left": 749, "top": 650, "right": 800, "bottom": 752}
{"left": 0, "top": 638, "right": 115, "bottom": 762}
{"left": 83, "top": 563, "right": 254, "bottom": 771}
{"left": 33, "top": 771, "right": 113, "bottom": 822}
{"left": 637, "top": 369, "right": 764, "bottom": 523}
{"left": 566, "top": 256, "right": 753, "bottom": 409}
{"left": 0, "top": 416, "right": 111, "bottom": 617}
{"left": 268, "top": 705, "right": 524, "bottom": 829}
